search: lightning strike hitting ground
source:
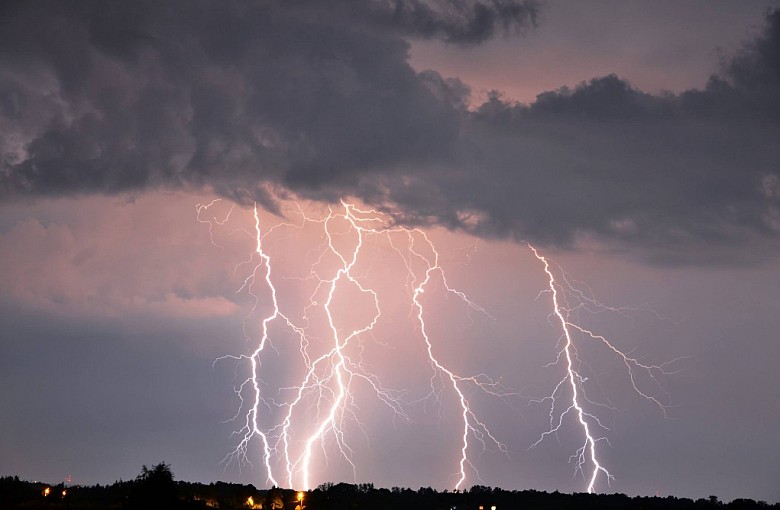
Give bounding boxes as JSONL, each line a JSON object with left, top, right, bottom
{"left": 213, "top": 202, "right": 511, "bottom": 491}
{"left": 528, "top": 245, "right": 679, "bottom": 493}
{"left": 204, "top": 200, "right": 675, "bottom": 493}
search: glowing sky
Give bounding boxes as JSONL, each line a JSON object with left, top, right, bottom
{"left": 1, "top": 0, "right": 779, "bottom": 503}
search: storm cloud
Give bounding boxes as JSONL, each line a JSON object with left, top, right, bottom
{"left": 1, "top": 0, "right": 778, "bottom": 262}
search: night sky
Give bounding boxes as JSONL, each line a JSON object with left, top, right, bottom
{"left": 1, "top": 0, "right": 779, "bottom": 503}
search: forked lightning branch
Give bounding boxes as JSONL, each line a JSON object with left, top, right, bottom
{"left": 197, "top": 199, "right": 678, "bottom": 493}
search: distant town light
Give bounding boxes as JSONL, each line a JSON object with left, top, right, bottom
{"left": 43, "top": 487, "right": 50, "bottom": 497}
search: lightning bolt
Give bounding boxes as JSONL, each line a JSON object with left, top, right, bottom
{"left": 214, "top": 201, "right": 509, "bottom": 490}
{"left": 409, "top": 225, "right": 508, "bottom": 490}
{"left": 195, "top": 198, "right": 236, "bottom": 248}
{"left": 217, "top": 204, "right": 306, "bottom": 486}
{"left": 204, "top": 199, "right": 676, "bottom": 494}
{"left": 528, "top": 244, "right": 679, "bottom": 493}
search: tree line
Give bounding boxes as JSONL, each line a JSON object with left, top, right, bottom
{"left": 1, "top": 463, "right": 776, "bottom": 510}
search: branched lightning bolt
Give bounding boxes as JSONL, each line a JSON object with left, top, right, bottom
{"left": 212, "top": 201, "right": 510, "bottom": 490}
{"left": 217, "top": 205, "right": 308, "bottom": 487}
{"left": 196, "top": 198, "right": 236, "bottom": 248}
{"left": 528, "top": 244, "right": 678, "bottom": 493}
{"left": 203, "top": 199, "right": 676, "bottom": 494}
{"left": 409, "top": 226, "right": 508, "bottom": 490}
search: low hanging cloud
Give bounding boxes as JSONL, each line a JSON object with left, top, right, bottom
{"left": 1, "top": 0, "right": 778, "bottom": 263}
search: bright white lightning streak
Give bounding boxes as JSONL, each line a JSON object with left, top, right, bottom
{"left": 209, "top": 200, "right": 673, "bottom": 494}
{"left": 410, "top": 228, "right": 508, "bottom": 490}
{"left": 218, "top": 201, "right": 507, "bottom": 490}
{"left": 529, "top": 244, "right": 612, "bottom": 493}
{"left": 528, "top": 244, "right": 677, "bottom": 493}
{"left": 293, "top": 204, "right": 382, "bottom": 490}
{"left": 219, "top": 205, "right": 299, "bottom": 486}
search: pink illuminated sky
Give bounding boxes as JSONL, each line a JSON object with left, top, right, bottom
{"left": 1, "top": 0, "right": 779, "bottom": 503}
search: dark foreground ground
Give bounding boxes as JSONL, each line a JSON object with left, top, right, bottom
{"left": 2, "top": 464, "right": 777, "bottom": 510}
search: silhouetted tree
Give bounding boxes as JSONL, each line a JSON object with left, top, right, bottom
{"left": 128, "top": 462, "right": 178, "bottom": 510}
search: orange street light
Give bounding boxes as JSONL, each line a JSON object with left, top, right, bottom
{"left": 43, "top": 487, "right": 51, "bottom": 497}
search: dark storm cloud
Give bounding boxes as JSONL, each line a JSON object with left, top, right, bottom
{"left": 1, "top": 1, "right": 778, "bottom": 262}
{"left": 359, "top": 0, "right": 539, "bottom": 43}
{"left": 1, "top": 0, "right": 506, "bottom": 201}
{"left": 462, "top": 19, "right": 780, "bottom": 262}
{"left": 368, "top": 10, "right": 780, "bottom": 263}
